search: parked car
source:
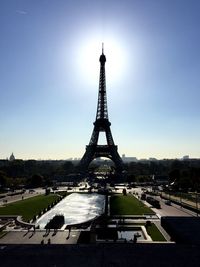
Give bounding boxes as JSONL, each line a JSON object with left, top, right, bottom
{"left": 165, "top": 200, "right": 171, "bottom": 205}
{"left": 29, "top": 189, "right": 35, "bottom": 193}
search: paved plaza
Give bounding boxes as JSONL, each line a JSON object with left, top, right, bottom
{"left": 0, "top": 189, "right": 44, "bottom": 206}
{"left": 0, "top": 229, "right": 80, "bottom": 245}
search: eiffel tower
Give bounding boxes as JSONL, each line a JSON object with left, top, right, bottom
{"left": 79, "top": 44, "right": 123, "bottom": 173}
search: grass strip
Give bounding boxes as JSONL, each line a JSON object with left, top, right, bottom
{"left": 0, "top": 230, "right": 8, "bottom": 239}
{"left": 110, "top": 195, "right": 155, "bottom": 215}
{"left": 0, "top": 194, "right": 60, "bottom": 221}
{"left": 146, "top": 223, "right": 166, "bottom": 241}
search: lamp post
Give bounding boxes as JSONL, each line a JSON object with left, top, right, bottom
{"left": 196, "top": 191, "right": 198, "bottom": 217}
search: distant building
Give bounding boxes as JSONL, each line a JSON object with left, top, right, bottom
{"left": 149, "top": 157, "right": 158, "bottom": 161}
{"left": 139, "top": 159, "right": 148, "bottom": 163}
{"left": 182, "top": 155, "right": 189, "bottom": 160}
{"left": 9, "top": 153, "right": 15, "bottom": 161}
{"left": 122, "top": 154, "right": 138, "bottom": 163}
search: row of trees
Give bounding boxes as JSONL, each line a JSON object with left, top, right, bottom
{"left": 0, "top": 159, "right": 200, "bottom": 192}
{"left": 0, "top": 171, "right": 50, "bottom": 190}
{"left": 169, "top": 167, "right": 200, "bottom": 192}
{"left": 0, "top": 159, "right": 77, "bottom": 191}
{"left": 0, "top": 160, "right": 75, "bottom": 179}
{"left": 124, "top": 159, "right": 200, "bottom": 192}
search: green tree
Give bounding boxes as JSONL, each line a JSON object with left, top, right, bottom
{"left": 0, "top": 171, "right": 8, "bottom": 188}
{"left": 29, "top": 174, "right": 44, "bottom": 188}
{"left": 62, "top": 161, "right": 74, "bottom": 174}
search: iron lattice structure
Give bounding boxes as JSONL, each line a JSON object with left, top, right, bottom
{"left": 79, "top": 46, "right": 123, "bottom": 173}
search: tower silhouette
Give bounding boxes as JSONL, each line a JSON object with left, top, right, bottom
{"left": 79, "top": 45, "right": 123, "bottom": 173}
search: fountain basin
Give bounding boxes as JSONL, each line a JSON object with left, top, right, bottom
{"left": 36, "top": 193, "right": 105, "bottom": 229}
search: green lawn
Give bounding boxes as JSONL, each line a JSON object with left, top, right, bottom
{"left": 0, "top": 230, "right": 8, "bottom": 239}
{"left": 146, "top": 223, "right": 166, "bottom": 241}
{"left": 110, "top": 195, "right": 155, "bottom": 215}
{"left": 0, "top": 194, "right": 60, "bottom": 221}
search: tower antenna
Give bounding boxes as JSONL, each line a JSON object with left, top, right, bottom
{"left": 102, "top": 42, "right": 104, "bottom": 54}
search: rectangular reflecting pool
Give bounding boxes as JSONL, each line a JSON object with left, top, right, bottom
{"left": 36, "top": 193, "right": 105, "bottom": 229}
{"left": 118, "top": 230, "right": 145, "bottom": 241}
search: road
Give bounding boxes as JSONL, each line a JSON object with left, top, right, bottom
{"left": 128, "top": 186, "right": 197, "bottom": 217}
{"left": 0, "top": 188, "right": 45, "bottom": 206}
{"left": 161, "top": 192, "right": 199, "bottom": 210}
{"left": 148, "top": 195, "right": 197, "bottom": 217}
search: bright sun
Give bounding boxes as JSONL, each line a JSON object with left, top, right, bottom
{"left": 76, "top": 36, "right": 128, "bottom": 88}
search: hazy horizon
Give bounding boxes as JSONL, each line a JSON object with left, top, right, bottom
{"left": 1, "top": 154, "right": 198, "bottom": 161}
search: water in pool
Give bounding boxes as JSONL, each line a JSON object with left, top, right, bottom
{"left": 36, "top": 193, "right": 105, "bottom": 229}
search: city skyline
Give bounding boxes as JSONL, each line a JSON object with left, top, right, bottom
{"left": 1, "top": 152, "right": 195, "bottom": 161}
{"left": 0, "top": 0, "right": 200, "bottom": 160}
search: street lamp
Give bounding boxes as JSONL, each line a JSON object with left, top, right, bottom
{"left": 180, "top": 191, "right": 182, "bottom": 208}
{"left": 196, "top": 191, "right": 198, "bottom": 216}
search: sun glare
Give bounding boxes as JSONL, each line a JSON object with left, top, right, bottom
{"left": 76, "top": 36, "right": 127, "bottom": 89}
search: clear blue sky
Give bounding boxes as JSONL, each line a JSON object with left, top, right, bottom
{"left": 0, "top": 0, "right": 200, "bottom": 160}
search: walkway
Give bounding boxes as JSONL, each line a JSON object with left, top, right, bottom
{"left": 0, "top": 190, "right": 44, "bottom": 206}
{"left": 0, "top": 229, "right": 80, "bottom": 244}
